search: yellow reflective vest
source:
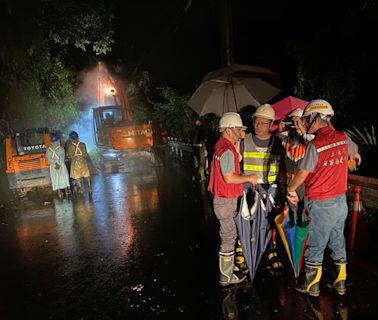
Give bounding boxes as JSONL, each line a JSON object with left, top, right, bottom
{"left": 243, "top": 134, "right": 282, "bottom": 184}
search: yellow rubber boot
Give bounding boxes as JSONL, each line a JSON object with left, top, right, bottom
{"left": 333, "top": 258, "right": 347, "bottom": 295}
{"left": 295, "top": 261, "right": 322, "bottom": 297}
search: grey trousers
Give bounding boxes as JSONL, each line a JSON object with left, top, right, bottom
{"left": 213, "top": 196, "right": 238, "bottom": 253}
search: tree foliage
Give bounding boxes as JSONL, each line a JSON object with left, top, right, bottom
{"left": 43, "top": 0, "right": 114, "bottom": 55}
{"left": 152, "top": 87, "right": 197, "bottom": 142}
{"left": 125, "top": 70, "right": 155, "bottom": 123}
{"left": 289, "top": 1, "right": 377, "bottom": 127}
{"left": 0, "top": 0, "right": 114, "bottom": 133}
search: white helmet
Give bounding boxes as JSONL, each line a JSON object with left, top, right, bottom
{"left": 303, "top": 99, "right": 334, "bottom": 121}
{"left": 253, "top": 104, "right": 275, "bottom": 121}
{"left": 219, "top": 112, "right": 247, "bottom": 130}
{"left": 288, "top": 108, "right": 304, "bottom": 118}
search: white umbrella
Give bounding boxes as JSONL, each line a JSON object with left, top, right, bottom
{"left": 188, "top": 64, "right": 281, "bottom": 117}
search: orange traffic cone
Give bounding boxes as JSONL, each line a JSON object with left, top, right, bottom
{"left": 347, "top": 185, "right": 370, "bottom": 254}
{"left": 348, "top": 185, "right": 362, "bottom": 252}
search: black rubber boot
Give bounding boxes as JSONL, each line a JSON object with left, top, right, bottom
{"left": 76, "top": 178, "right": 83, "bottom": 195}
{"left": 85, "top": 177, "right": 92, "bottom": 196}
{"left": 57, "top": 189, "right": 63, "bottom": 200}
{"left": 333, "top": 258, "right": 347, "bottom": 295}
{"left": 64, "top": 187, "right": 71, "bottom": 199}
{"left": 295, "top": 261, "right": 322, "bottom": 297}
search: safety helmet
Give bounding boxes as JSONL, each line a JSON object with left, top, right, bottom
{"left": 302, "top": 99, "right": 334, "bottom": 121}
{"left": 253, "top": 104, "right": 275, "bottom": 121}
{"left": 51, "top": 133, "right": 59, "bottom": 142}
{"left": 288, "top": 108, "right": 304, "bottom": 118}
{"left": 69, "top": 130, "right": 79, "bottom": 140}
{"left": 219, "top": 112, "right": 247, "bottom": 130}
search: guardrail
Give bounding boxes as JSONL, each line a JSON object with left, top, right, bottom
{"left": 347, "top": 174, "right": 378, "bottom": 210}
{"left": 168, "top": 137, "right": 378, "bottom": 210}
{"left": 167, "top": 138, "right": 194, "bottom": 162}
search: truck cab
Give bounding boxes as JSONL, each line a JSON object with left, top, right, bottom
{"left": 92, "top": 105, "right": 168, "bottom": 172}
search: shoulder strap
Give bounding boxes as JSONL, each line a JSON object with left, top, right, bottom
{"left": 48, "top": 146, "right": 59, "bottom": 160}
{"left": 73, "top": 142, "right": 83, "bottom": 156}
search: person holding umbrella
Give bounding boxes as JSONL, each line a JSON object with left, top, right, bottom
{"left": 286, "top": 99, "right": 352, "bottom": 298}
{"left": 208, "top": 112, "right": 257, "bottom": 286}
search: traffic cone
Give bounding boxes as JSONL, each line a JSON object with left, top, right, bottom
{"left": 347, "top": 185, "right": 369, "bottom": 254}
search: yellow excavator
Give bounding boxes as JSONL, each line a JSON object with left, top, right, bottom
{"left": 92, "top": 62, "right": 167, "bottom": 172}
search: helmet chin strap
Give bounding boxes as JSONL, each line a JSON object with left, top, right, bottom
{"left": 306, "top": 114, "right": 318, "bottom": 134}
{"left": 230, "top": 128, "right": 241, "bottom": 141}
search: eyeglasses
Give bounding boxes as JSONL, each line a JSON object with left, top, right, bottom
{"left": 253, "top": 120, "right": 270, "bottom": 126}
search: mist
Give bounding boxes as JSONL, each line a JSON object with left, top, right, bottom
{"left": 68, "top": 62, "right": 117, "bottom": 154}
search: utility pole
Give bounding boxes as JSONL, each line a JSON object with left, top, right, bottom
{"left": 221, "top": 0, "right": 234, "bottom": 67}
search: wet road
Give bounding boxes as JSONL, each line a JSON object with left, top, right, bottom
{"left": 0, "top": 157, "right": 377, "bottom": 320}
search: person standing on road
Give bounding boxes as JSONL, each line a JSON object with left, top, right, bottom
{"left": 66, "top": 131, "right": 92, "bottom": 197}
{"left": 46, "top": 132, "right": 71, "bottom": 200}
{"left": 286, "top": 99, "right": 354, "bottom": 298}
{"left": 276, "top": 108, "right": 308, "bottom": 211}
{"left": 208, "top": 112, "right": 257, "bottom": 286}
{"left": 242, "top": 104, "right": 287, "bottom": 274}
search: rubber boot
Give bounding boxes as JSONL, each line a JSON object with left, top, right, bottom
{"left": 219, "top": 252, "right": 247, "bottom": 286}
{"left": 85, "top": 177, "right": 92, "bottom": 196}
{"left": 333, "top": 258, "right": 347, "bottom": 295}
{"left": 295, "top": 261, "right": 322, "bottom": 297}
{"left": 77, "top": 178, "right": 83, "bottom": 195}
{"left": 64, "top": 187, "right": 71, "bottom": 199}
{"left": 57, "top": 189, "right": 63, "bottom": 200}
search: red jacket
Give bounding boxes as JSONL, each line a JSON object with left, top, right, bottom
{"left": 208, "top": 136, "right": 243, "bottom": 198}
{"left": 305, "top": 125, "right": 348, "bottom": 200}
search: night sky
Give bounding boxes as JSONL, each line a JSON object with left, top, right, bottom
{"left": 103, "top": 0, "right": 377, "bottom": 98}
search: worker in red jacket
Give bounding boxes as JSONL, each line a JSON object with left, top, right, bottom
{"left": 287, "top": 99, "right": 356, "bottom": 298}
{"left": 208, "top": 112, "right": 257, "bottom": 286}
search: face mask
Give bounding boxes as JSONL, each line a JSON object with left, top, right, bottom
{"left": 303, "top": 133, "right": 315, "bottom": 142}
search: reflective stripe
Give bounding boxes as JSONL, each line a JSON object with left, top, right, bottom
{"left": 48, "top": 146, "right": 60, "bottom": 160}
{"left": 244, "top": 152, "right": 280, "bottom": 160}
{"left": 243, "top": 164, "right": 279, "bottom": 173}
{"left": 285, "top": 140, "right": 306, "bottom": 162}
{"left": 243, "top": 172, "right": 277, "bottom": 183}
{"left": 316, "top": 140, "right": 347, "bottom": 153}
{"left": 73, "top": 142, "right": 83, "bottom": 156}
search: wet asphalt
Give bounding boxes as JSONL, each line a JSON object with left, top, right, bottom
{"left": 0, "top": 154, "right": 377, "bottom": 320}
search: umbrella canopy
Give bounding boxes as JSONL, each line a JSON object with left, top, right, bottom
{"left": 235, "top": 188, "right": 274, "bottom": 282}
{"left": 271, "top": 96, "right": 308, "bottom": 131}
{"left": 188, "top": 64, "right": 281, "bottom": 117}
{"left": 274, "top": 204, "right": 309, "bottom": 278}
